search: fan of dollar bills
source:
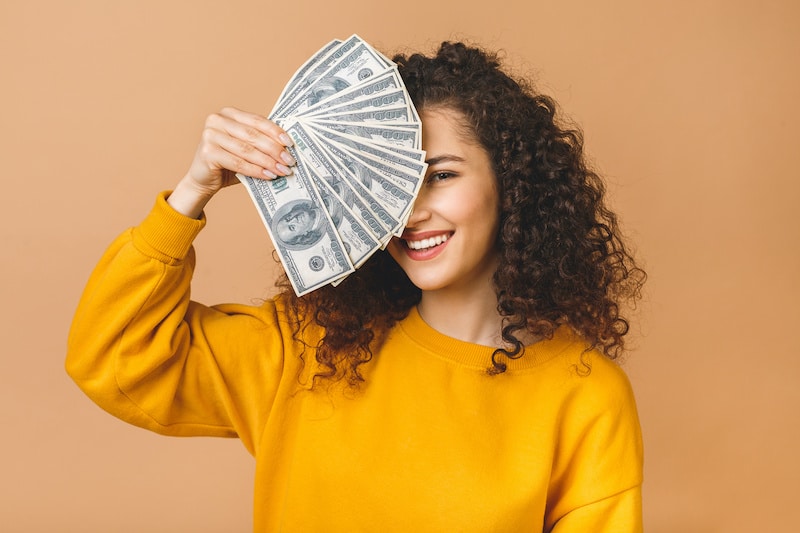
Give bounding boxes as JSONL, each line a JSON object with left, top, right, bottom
{"left": 237, "top": 35, "right": 427, "bottom": 296}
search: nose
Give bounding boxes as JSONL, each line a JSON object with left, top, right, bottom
{"left": 405, "top": 188, "right": 431, "bottom": 227}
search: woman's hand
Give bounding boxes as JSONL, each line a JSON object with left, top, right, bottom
{"left": 169, "top": 107, "right": 296, "bottom": 218}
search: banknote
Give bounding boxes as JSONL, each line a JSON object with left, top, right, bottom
{"left": 310, "top": 127, "right": 426, "bottom": 193}
{"left": 309, "top": 122, "right": 425, "bottom": 163}
{"left": 240, "top": 35, "right": 426, "bottom": 295}
{"left": 307, "top": 120, "right": 420, "bottom": 150}
{"left": 308, "top": 131, "right": 416, "bottom": 234}
{"left": 314, "top": 105, "right": 414, "bottom": 126}
{"left": 271, "top": 38, "right": 342, "bottom": 116}
{"left": 273, "top": 36, "right": 392, "bottom": 119}
{"left": 236, "top": 169, "right": 354, "bottom": 296}
{"left": 322, "top": 152, "right": 404, "bottom": 243}
{"left": 271, "top": 35, "right": 364, "bottom": 118}
{"left": 297, "top": 69, "right": 406, "bottom": 117}
{"left": 286, "top": 123, "right": 382, "bottom": 267}
{"left": 307, "top": 89, "right": 414, "bottom": 121}
{"left": 287, "top": 123, "right": 394, "bottom": 239}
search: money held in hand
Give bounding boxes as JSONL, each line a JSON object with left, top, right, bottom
{"left": 238, "top": 35, "right": 426, "bottom": 296}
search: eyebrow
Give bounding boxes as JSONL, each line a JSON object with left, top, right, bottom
{"left": 425, "top": 154, "right": 466, "bottom": 166}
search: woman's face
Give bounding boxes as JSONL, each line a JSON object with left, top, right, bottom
{"left": 387, "top": 107, "right": 500, "bottom": 294}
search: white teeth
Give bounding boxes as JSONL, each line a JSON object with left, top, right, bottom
{"left": 405, "top": 234, "right": 449, "bottom": 250}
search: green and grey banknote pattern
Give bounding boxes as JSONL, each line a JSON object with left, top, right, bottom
{"left": 237, "top": 35, "right": 427, "bottom": 296}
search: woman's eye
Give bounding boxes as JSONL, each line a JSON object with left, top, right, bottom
{"left": 427, "top": 171, "right": 454, "bottom": 183}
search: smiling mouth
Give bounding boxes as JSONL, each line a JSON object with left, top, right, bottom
{"left": 404, "top": 234, "right": 450, "bottom": 250}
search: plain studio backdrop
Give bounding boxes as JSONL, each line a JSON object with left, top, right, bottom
{"left": 1, "top": 1, "right": 797, "bottom": 531}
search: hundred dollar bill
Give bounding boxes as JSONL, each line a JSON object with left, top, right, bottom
{"left": 325, "top": 157, "right": 400, "bottom": 246}
{"left": 308, "top": 129, "right": 416, "bottom": 235}
{"left": 308, "top": 121, "right": 422, "bottom": 159}
{"left": 271, "top": 38, "right": 343, "bottom": 116}
{"left": 276, "top": 40, "right": 393, "bottom": 118}
{"left": 326, "top": 146, "right": 422, "bottom": 228}
{"left": 286, "top": 123, "right": 382, "bottom": 267}
{"left": 308, "top": 170, "right": 381, "bottom": 268}
{"left": 311, "top": 127, "right": 426, "bottom": 193}
{"left": 324, "top": 153, "right": 404, "bottom": 245}
{"left": 272, "top": 35, "right": 368, "bottom": 119}
{"left": 329, "top": 169, "right": 398, "bottom": 244}
{"left": 318, "top": 105, "right": 414, "bottom": 126}
{"left": 297, "top": 69, "right": 405, "bottom": 117}
{"left": 271, "top": 34, "right": 364, "bottom": 119}
{"left": 240, "top": 35, "right": 427, "bottom": 293}
{"left": 307, "top": 120, "right": 420, "bottom": 150}
{"left": 235, "top": 169, "right": 354, "bottom": 296}
{"left": 305, "top": 89, "right": 413, "bottom": 121}
{"left": 305, "top": 131, "right": 404, "bottom": 240}
{"left": 288, "top": 122, "right": 396, "bottom": 242}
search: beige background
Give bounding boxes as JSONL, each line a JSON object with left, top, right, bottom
{"left": 1, "top": 0, "right": 798, "bottom": 531}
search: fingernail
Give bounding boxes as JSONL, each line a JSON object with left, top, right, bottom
{"left": 276, "top": 163, "right": 291, "bottom": 175}
{"left": 280, "top": 151, "right": 296, "bottom": 166}
{"left": 263, "top": 169, "right": 277, "bottom": 179}
{"left": 279, "top": 133, "right": 293, "bottom": 146}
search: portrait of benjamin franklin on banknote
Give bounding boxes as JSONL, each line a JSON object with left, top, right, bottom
{"left": 272, "top": 199, "right": 325, "bottom": 249}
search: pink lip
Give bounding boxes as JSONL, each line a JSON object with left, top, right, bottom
{"left": 399, "top": 231, "right": 452, "bottom": 261}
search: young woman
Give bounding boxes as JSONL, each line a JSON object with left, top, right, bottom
{"left": 67, "top": 42, "right": 646, "bottom": 532}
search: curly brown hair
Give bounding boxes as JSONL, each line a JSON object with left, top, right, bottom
{"left": 276, "top": 41, "right": 645, "bottom": 385}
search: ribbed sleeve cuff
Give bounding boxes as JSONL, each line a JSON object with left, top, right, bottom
{"left": 133, "top": 191, "right": 207, "bottom": 261}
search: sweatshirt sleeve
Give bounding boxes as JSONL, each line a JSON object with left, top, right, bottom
{"left": 66, "top": 192, "right": 290, "bottom": 453}
{"left": 545, "top": 355, "right": 644, "bottom": 533}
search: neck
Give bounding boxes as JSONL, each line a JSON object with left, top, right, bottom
{"left": 417, "top": 283, "right": 504, "bottom": 347}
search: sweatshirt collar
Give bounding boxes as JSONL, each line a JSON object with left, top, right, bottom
{"left": 396, "top": 307, "right": 582, "bottom": 372}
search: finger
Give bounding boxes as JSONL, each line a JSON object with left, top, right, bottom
{"left": 204, "top": 135, "right": 285, "bottom": 181}
{"left": 202, "top": 127, "right": 290, "bottom": 179}
{"left": 218, "top": 106, "right": 293, "bottom": 147}
{"left": 205, "top": 113, "right": 296, "bottom": 174}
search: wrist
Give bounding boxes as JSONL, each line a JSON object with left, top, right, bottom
{"left": 167, "top": 175, "right": 216, "bottom": 219}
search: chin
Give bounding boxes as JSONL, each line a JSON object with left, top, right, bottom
{"left": 399, "top": 269, "right": 452, "bottom": 292}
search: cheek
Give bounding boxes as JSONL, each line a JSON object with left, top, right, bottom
{"left": 472, "top": 203, "right": 501, "bottom": 250}
{"left": 460, "top": 192, "right": 500, "bottom": 230}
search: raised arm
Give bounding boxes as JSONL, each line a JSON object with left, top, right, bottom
{"left": 66, "top": 109, "right": 298, "bottom": 451}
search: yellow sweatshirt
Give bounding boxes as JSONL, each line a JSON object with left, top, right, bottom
{"left": 66, "top": 192, "right": 643, "bottom": 532}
